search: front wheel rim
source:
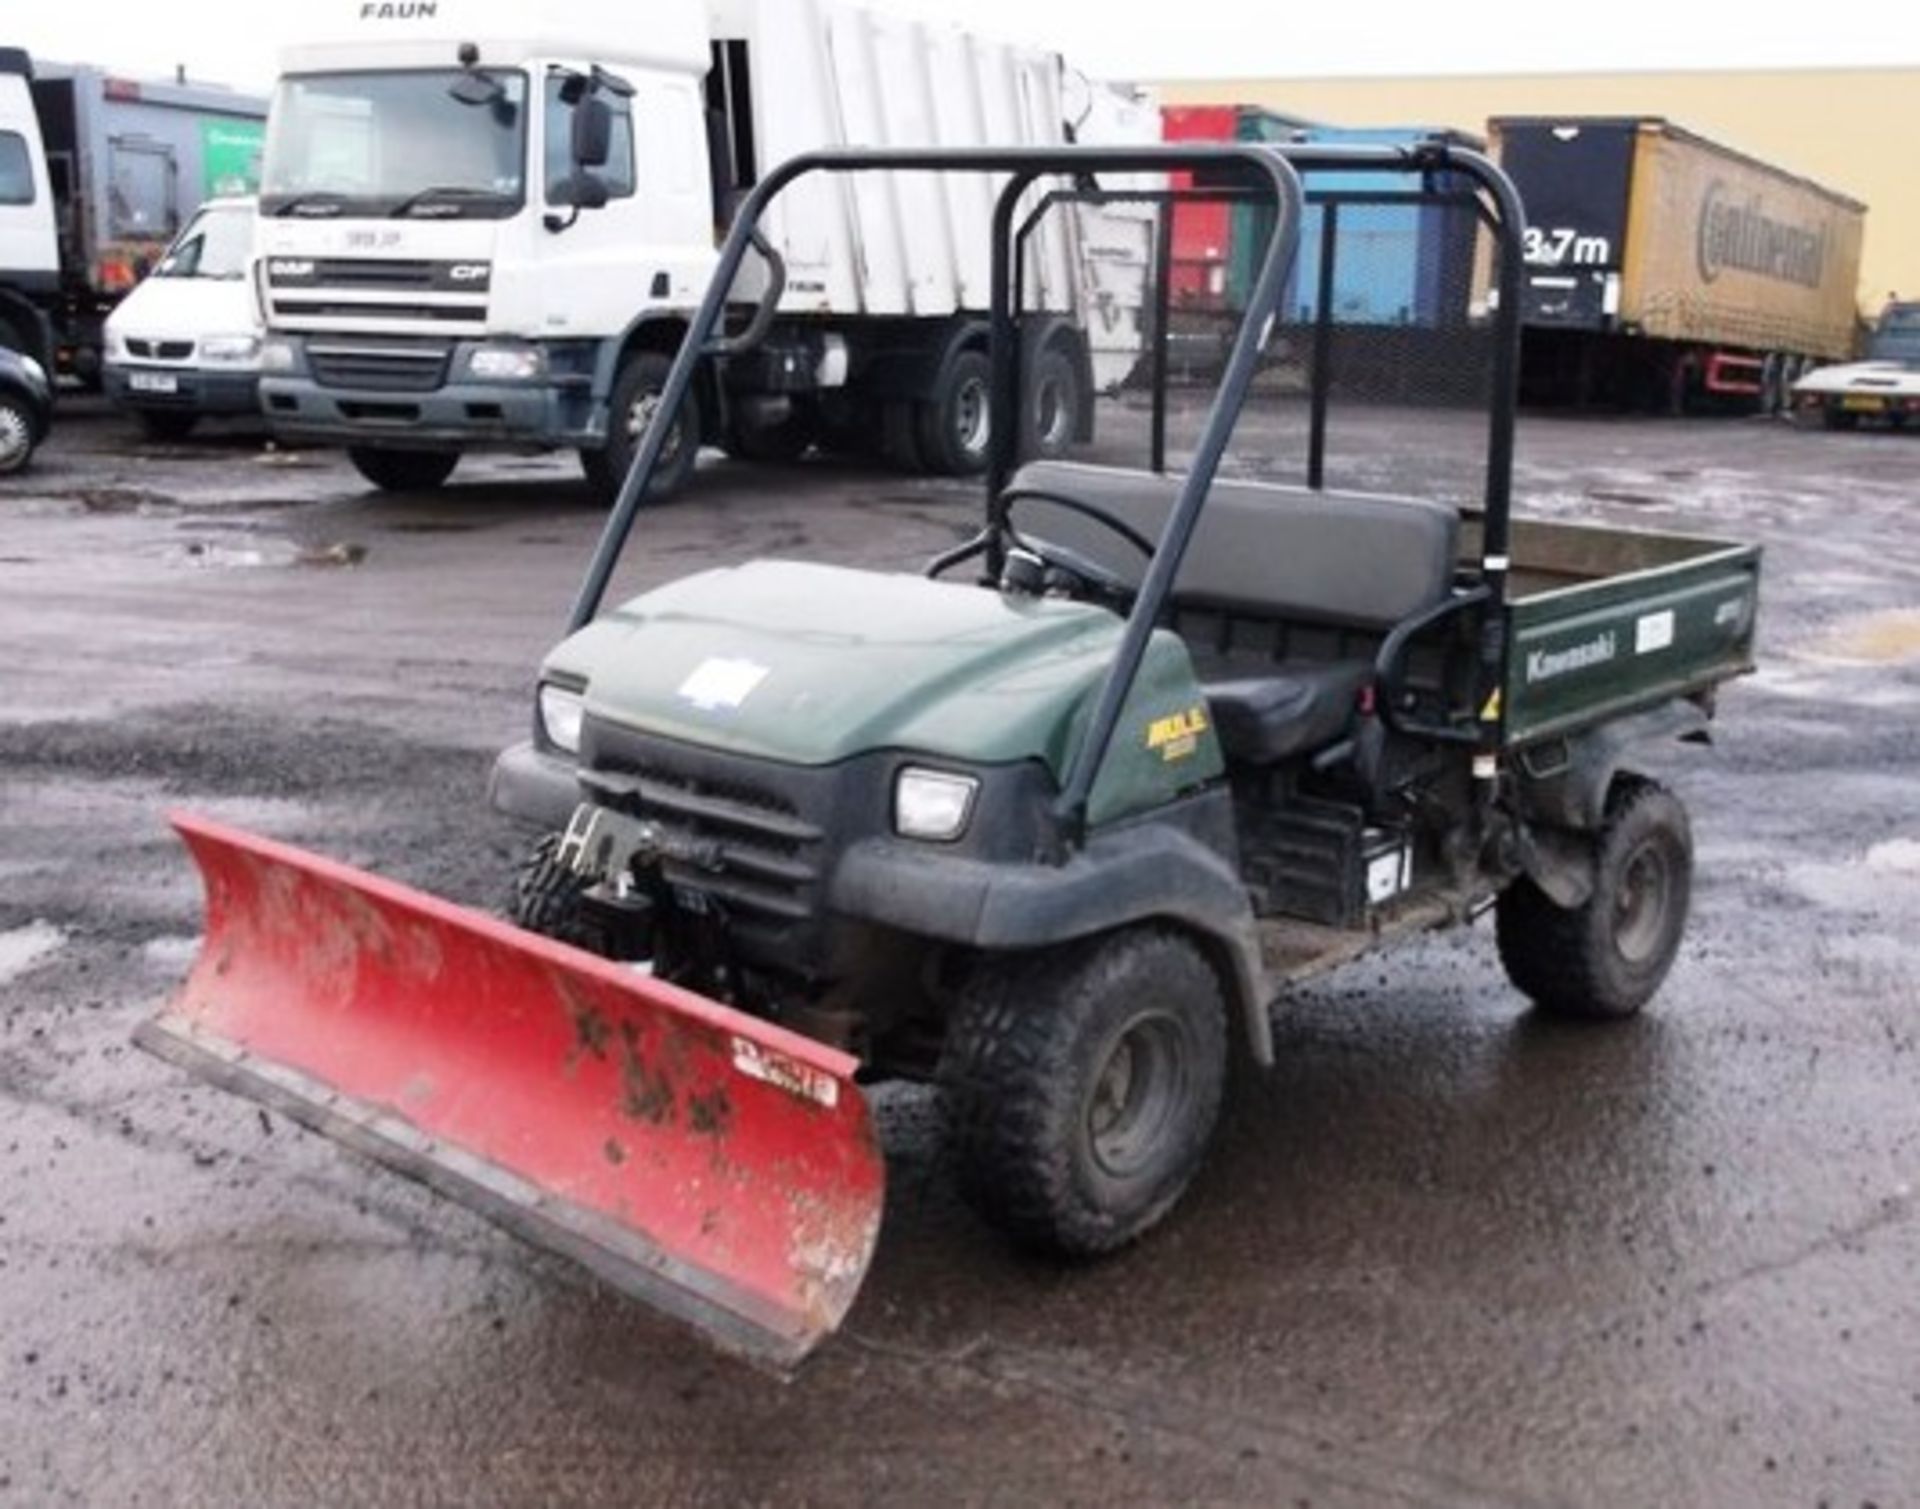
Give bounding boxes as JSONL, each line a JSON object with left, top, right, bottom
{"left": 1612, "top": 843, "right": 1672, "bottom": 964}
{"left": 626, "top": 389, "right": 685, "bottom": 466}
{"left": 1086, "top": 1013, "right": 1188, "bottom": 1179}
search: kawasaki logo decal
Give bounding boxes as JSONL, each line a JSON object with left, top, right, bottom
{"left": 1526, "top": 632, "right": 1618, "bottom": 684}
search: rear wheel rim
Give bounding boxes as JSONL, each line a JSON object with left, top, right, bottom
{"left": 1034, "top": 375, "right": 1070, "bottom": 449}
{"left": 953, "top": 376, "right": 990, "bottom": 458}
{"left": 1086, "top": 1012, "right": 1188, "bottom": 1179}
{"left": 1612, "top": 842, "right": 1672, "bottom": 964}
{"left": 0, "top": 403, "right": 29, "bottom": 471}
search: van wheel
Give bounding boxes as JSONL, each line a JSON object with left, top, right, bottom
{"left": 914, "top": 349, "right": 993, "bottom": 476}
{"left": 348, "top": 447, "right": 459, "bottom": 492}
{"left": 581, "top": 351, "right": 700, "bottom": 505}
{"left": 1497, "top": 777, "right": 1693, "bottom": 1019}
{"left": 138, "top": 410, "right": 199, "bottom": 443}
{"left": 940, "top": 927, "right": 1228, "bottom": 1256}
{"left": 1023, "top": 346, "right": 1081, "bottom": 460}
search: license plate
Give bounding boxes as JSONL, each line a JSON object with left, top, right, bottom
{"left": 1841, "top": 394, "right": 1886, "bottom": 412}
{"left": 129, "top": 372, "right": 179, "bottom": 395}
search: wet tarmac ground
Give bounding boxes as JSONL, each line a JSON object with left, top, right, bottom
{"left": 1, "top": 400, "right": 1917, "bottom": 1505}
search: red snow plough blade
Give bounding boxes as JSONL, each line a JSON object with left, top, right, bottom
{"left": 135, "top": 812, "right": 884, "bottom": 1370}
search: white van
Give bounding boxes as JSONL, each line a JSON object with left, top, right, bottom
{"left": 104, "top": 197, "right": 261, "bottom": 439}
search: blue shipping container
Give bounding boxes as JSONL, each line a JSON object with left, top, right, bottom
{"left": 1232, "top": 124, "right": 1483, "bottom": 328}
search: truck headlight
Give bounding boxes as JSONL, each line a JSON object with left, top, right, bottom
{"left": 260, "top": 338, "right": 299, "bottom": 373}
{"left": 894, "top": 768, "right": 978, "bottom": 842}
{"left": 468, "top": 344, "right": 547, "bottom": 382}
{"left": 200, "top": 335, "right": 262, "bottom": 364}
{"left": 538, "top": 684, "right": 585, "bottom": 755}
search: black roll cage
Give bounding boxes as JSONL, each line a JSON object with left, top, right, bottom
{"left": 567, "top": 143, "right": 1527, "bottom": 842}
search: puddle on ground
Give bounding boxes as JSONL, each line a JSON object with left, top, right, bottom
{"left": 383, "top": 520, "right": 479, "bottom": 535}
{"left": 0, "top": 921, "right": 66, "bottom": 986}
{"left": 1811, "top": 608, "right": 1920, "bottom": 664}
{"left": 54, "top": 486, "right": 177, "bottom": 514}
{"left": 170, "top": 540, "right": 368, "bottom": 569}
{"left": 1866, "top": 838, "right": 1920, "bottom": 874}
{"left": 141, "top": 935, "right": 203, "bottom": 972}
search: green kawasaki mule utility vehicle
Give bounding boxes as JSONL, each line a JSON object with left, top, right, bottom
{"left": 142, "top": 142, "right": 1762, "bottom": 1371}
{"left": 493, "top": 145, "right": 1761, "bottom": 1263}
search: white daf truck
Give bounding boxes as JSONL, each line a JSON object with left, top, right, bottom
{"left": 255, "top": 0, "right": 1157, "bottom": 499}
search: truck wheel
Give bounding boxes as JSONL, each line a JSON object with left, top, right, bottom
{"left": 0, "top": 392, "right": 37, "bottom": 475}
{"left": 348, "top": 447, "right": 459, "bottom": 492}
{"left": 1822, "top": 406, "right": 1860, "bottom": 432}
{"left": 1496, "top": 777, "right": 1693, "bottom": 1020}
{"left": 1022, "top": 346, "right": 1082, "bottom": 461}
{"left": 914, "top": 349, "right": 993, "bottom": 476}
{"left": 581, "top": 351, "right": 700, "bottom": 505}
{"left": 508, "top": 834, "right": 609, "bottom": 955}
{"left": 939, "top": 927, "right": 1229, "bottom": 1256}
{"left": 138, "top": 410, "right": 199, "bottom": 443}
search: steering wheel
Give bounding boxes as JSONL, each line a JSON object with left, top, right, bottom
{"left": 996, "top": 487, "right": 1158, "bottom": 608}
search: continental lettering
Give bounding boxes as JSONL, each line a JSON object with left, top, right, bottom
{"left": 1697, "top": 180, "right": 1828, "bottom": 289}
{"left": 1526, "top": 632, "right": 1617, "bottom": 684}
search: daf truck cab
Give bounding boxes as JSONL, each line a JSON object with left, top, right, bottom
{"left": 255, "top": 0, "right": 1153, "bottom": 500}
{"left": 0, "top": 50, "right": 58, "bottom": 371}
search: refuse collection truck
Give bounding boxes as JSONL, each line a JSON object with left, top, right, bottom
{"left": 0, "top": 50, "right": 266, "bottom": 383}
{"left": 1488, "top": 116, "right": 1866, "bottom": 414}
{"left": 255, "top": 0, "right": 1158, "bottom": 499}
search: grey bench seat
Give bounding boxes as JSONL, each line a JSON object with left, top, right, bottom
{"left": 1006, "top": 461, "right": 1458, "bottom": 763}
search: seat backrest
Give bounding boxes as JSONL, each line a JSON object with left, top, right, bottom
{"left": 1007, "top": 461, "right": 1459, "bottom": 632}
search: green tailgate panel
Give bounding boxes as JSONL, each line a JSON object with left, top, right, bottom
{"left": 1504, "top": 545, "right": 1761, "bottom": 746}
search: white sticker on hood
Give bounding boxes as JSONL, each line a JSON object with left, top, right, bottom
{"left": 678, "top": 657, "right": 769, "bottom": 711}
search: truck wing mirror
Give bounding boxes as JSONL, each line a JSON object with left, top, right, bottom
{"left": 572, "top": 96, "right": 613, "bottom": 171}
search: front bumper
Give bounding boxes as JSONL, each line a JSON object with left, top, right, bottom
{"left": 261, "top": 374, "right": 596, "bottom": 448}
{"left": 104, "top": 363, "right": 261, "bottom": 416}
{"left": 490, "top": 741, "right": 581, "bottom": 830}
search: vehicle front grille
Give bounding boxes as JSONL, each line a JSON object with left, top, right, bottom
{"left": 268, "top": 258, "right": 491, "bottom": 292}
{"left": 273, "top": 299, "right": 483, "bottom": 324}
{"left": 125, "top": 339, "right": 194, "bottom": 360}
{"left": 307, "top": 341, "right": 452, "bottom": 393}
{"left": 578, "top": 725, "right": 834, "bottom": 934}
{"left": 580, "top": 761, "right": 824, "bottom": 925}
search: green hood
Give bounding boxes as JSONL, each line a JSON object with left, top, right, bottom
{"left": 547, "top": 562, "right": 1217, "bottom": 800}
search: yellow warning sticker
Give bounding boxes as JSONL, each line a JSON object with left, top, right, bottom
{"left": 1146, "top": 706, "right": 1211, "bottom": 762}
{"left": 1480, "top": 688, "right": 1503, "bottom": 723}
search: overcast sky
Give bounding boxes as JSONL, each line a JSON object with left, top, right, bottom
{"left": 9, "top": 0, "right": 1920, "bottom": 90}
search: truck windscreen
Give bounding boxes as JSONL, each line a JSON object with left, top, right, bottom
{"left": 260, "top": 70, "right": 527, "bottom": 219}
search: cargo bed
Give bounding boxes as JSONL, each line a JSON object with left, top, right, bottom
{"left": 1462, "top": 514, "right": 1762, "bottom": 747}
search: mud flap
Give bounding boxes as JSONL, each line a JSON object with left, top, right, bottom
{"left": 135, "top": 813, "right": 884, "bottom": 1371}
